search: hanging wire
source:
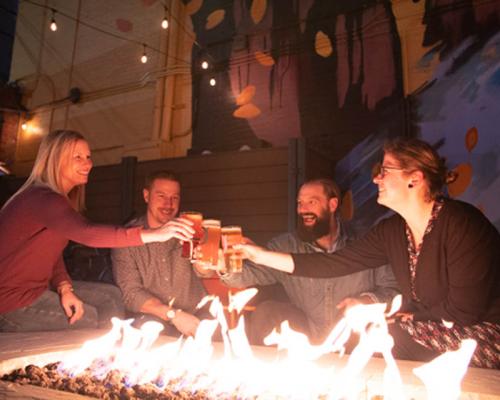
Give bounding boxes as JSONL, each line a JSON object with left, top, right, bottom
{"left": 23, "top": 0, "right": 191, "bottom": 66}
{"left": 49, "top": 8, "right": 57, "bottom": 31}
{"left": 141, "top": 44, "right": 148, "bottom": 63}
{"left": 161, "top": 6, "right": 169, "bottom": 29}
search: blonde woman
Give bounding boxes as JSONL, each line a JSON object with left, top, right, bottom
{"left": 239, "top": 138, "right": 500, "bottom": 369}
{"left": 0, "top": 130, "right": 194, "bottom": 332}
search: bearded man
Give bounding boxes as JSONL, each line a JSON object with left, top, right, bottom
{"left": 219, "top": 178, "right": 399, "bottom": 345}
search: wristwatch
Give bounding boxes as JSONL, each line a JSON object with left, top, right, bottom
{"left": 166, "top": 308, "right": 178, "bottom": 321}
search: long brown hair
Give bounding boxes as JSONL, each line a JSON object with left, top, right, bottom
{"left": 384, "top": 137, "right": 457, "bottom": 200}
{"left": 3, "top": 130, "right": 87, "bottom": 211}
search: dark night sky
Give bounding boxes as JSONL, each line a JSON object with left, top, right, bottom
{"left": 0, "top": 0, "right": 19, "bottom": 83}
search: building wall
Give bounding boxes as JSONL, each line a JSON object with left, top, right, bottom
{"left": 4, "top": 0, "right": 500, "bottom": 230}
{"left": 6, "top": 0, "right": 195, "bottom": 176}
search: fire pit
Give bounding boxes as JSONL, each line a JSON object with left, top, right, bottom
{"left": 1, "top": 294, "right": 500, "bottom": 399}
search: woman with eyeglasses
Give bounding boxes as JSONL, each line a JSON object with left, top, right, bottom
{"left": 239, "top": 137, "right": 500, "bottom": 369}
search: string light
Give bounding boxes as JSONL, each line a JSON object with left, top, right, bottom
{"left": 21, "top": 113, "right": 32, "bottom": 131}
{"left": 161, "top": 7, "right": 169, "bottom": 29}
{"left": 141, "top": 44, "right": 148, "bottom": 63}
{"left": 50, "top": 9, "right": 57, "bottom": 31}
{"left": 24, "top": 0, "right": 191, "bottom": 66}
{"left": 26, "top": 0, "right": 220, "bottom": 87}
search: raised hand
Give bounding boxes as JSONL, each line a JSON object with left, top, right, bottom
{"left": 141, "top": 217, "right": 194, "bottom": 243}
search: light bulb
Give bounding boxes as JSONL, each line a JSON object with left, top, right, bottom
{"left": 201, "top": 60, "right": 209, "bottom": 70}
{"left": 161, "top": 18, "right": 169, "bottom": 29}
{"left": 21, "top": 122, "right": 27, "bottom": 130}
{"left": 209, "top": 78, "right": 216, "bottom": 86}
{"left": 141, "top": 44, "right": 148, "bottom": 63}
{"left": 50, "top": 19, "right": 57, "bottom": 31}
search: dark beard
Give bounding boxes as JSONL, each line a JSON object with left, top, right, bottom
{"left": 296, "top": 212, "right": 331, "bottom": 243}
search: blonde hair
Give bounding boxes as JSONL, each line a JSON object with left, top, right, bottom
{"left": 4, "top": 130, "right": 87, "bottom": 211}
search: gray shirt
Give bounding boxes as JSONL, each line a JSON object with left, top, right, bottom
{"left": 221, "top": 223, "right": 399, "bottom": 342}
{"left": 111, "top": 216, "right": 207, "bottom": 314}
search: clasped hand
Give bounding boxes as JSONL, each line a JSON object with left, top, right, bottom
{"left": 159, "top": 217, "right": 195, "bottom": 242}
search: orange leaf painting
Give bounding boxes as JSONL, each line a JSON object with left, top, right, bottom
{"left": 185, "top": 0, "right": 203, "bottom": 16}
{"left": 465, "top": 127, "right": 478, "bottom": 152}
{"left": 236, "top": 85, "right": 256, "bottom": 106}
{"left": 233, "top": 103, "right": 261, "bottom": 119}
{"left": 340, "top": 190, "right": 354, "bottom": 221}
{"left": 254, "top": 51, "right": 275, "bottom": 66}
{"left": 116, "top": 19, "right": 133, "bottom": 33}
{"left": 206, "top": 9, "right": 225, "bottom": 30}
{"left": 447, "top": 163, "right": 473, "bottom": 197}
{"left": 315, "top": 31, "right": 333, "bottom": 58}
{"left": 251, "top": 0, "right": 267, "bottom": 24}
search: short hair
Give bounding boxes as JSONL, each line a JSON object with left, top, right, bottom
{"left": 302, "top": 178, "right": 342, "bottom": 205}
{"left": 383, "top": 137, "right": 457, "bottom": 200}
{"left": 144, "top": 170, "right": 180, "bottom": 190}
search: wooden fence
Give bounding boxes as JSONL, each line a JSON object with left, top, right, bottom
{"left": 0, "top": 138, "right": 335, "bottom": 245}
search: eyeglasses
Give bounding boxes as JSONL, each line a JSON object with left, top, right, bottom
{"left": 373, "top": 162, "right": 404, "bottom": 178}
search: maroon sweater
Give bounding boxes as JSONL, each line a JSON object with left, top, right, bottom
{"left": 0, "top": 185, "right": 143, "bottom": 314}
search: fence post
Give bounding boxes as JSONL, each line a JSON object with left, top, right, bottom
{"left": 120, "top": 156, "right": 137, "bottom": 223}
{"left": 288, "top": 138, "right": 306, "bottom": 232}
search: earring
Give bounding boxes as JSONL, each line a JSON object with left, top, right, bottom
{"left": 408, "top": 183, "right": 413, "bottom": 188}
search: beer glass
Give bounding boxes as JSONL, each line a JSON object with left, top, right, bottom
{"left": 199, "top": 219, "right": 221, "bottom": 266}
{"left": 179, "top": 211, "right": 203, "bottom": 259}
{"left": 221, "top": 225, "right": 243, "bottom": 273}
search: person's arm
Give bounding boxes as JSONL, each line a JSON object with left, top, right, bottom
{"left": 111, "top": 246, "right": 199, "bottom": 336}
{"left": 50, "top": 255, "right": 72, "bottom": 289}
{"left": 413, "top": 204, "right": 500, "bottom": 325}
{"left": 361, "top": 264, "right": 400, "bottom": 305}
{"left": 139, "top": 298, "right": 200, "bottom": 337}
{"left": 220, "top": 259, "right": 280, "bottom": 288}
{"left": 194, "top": 243, "right": 281, "bottom": 288}
{"left": 139, "top": 217, "right": 194, "bottom": 244}
{"left": 239, "top": 220, "right": 390, "bottom": 277}
{"left": 237, "top": 244, "right": 295, "bottom": 272}
{"left": 50, "top": 256, "right": 84, "bottom": 324}
{"left": 336, "top": 264, "right": 400, "bottom": 314}
{"left": 111, "top": 247, "right": 158, "bottom": 312}
{"left": 39, "top": 190, "right": 193, "bottom": 248}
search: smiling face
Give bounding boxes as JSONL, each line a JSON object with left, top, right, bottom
{"left": 59, "top": 139, "right": 92, "bottom": 194}
{"left": 373, "top": 152, "right": 411, "bottom": 210}
{"left": 143, "top": 178, "right": 180, "bottom": 228}
{"left": 296, "top": 182, "right": 337, "bottom": 241}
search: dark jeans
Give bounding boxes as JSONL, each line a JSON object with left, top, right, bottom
{"left": 0, "top": 281, "right": 125, "bottom": 332}
{"left": 247, "top": 300, "right": 310, "bottom": 346}
{"left": 389, "top": 323, "right": 440, "bottom": 362}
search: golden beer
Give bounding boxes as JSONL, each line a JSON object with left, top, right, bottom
{"left": 179, "top": 211, "right": 203, "bottom": 259}
{"left": 221, "top": 226, "right": 243, "bottom": 273}
{"left": 200, "top": 219, "right": 221, "bottom": 266}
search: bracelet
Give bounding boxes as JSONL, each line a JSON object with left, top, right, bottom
{"left": 57, "top": 284, "right": 74, "bottom": 295}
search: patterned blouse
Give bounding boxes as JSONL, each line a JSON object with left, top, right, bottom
{"left": 400, "top": 199, "right": 500, "bottom": 369}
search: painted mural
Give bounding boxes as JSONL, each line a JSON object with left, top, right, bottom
{"left": 186, "top": 0, "right": 500, "bottom": 231}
